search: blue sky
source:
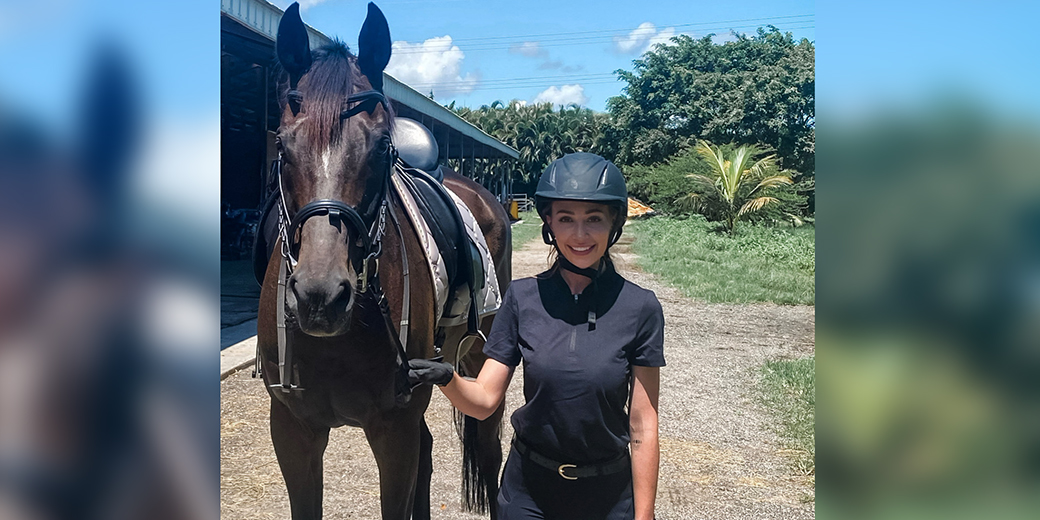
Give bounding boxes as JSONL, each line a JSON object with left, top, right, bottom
{"left": 268, "top": 0, "right": 815, "bottom": 112}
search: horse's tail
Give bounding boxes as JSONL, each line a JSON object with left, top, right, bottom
{"left": 454, "top": 408, "right": 496, "bottom": 514}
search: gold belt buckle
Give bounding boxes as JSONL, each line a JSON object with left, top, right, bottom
{"left": 558, "top": 464, "right": 577, "bottom": 480}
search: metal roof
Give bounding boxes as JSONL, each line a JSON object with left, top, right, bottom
{"left": 220, "top": 0, "right": 518, "bottom": 160}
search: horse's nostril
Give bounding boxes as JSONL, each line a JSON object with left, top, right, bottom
{"left": 327, "top": 280, "right": 350, "bottom": 307}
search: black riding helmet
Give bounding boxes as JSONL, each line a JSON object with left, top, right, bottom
{"left": 535, "top": 152, "right": 628, "bottom": 247}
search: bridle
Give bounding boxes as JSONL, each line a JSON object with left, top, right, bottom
{"left": 262, "top": 85, "right": 414, "bottom": 403}
{"left": 276, "top": 88, "right": 393, "bottom": 292}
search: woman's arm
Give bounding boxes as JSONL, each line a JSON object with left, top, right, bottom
{"left": 438, "top": 358, "right": 514, "bottom": 420}
{"left": 630, "top": 365, "right": 660, "bottom": 520}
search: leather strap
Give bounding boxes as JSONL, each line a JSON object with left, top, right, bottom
{"left": 512, "top": 437, "right": 629, "bottom": 480}
{"left": 558, "top": 256, "right": 611, "bottom": 331}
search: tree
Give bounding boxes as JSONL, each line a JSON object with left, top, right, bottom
{"left": 682, "top": 141, "right": 797, "bottom": 232}
{"left": 454, "top": 101, "right": 612, "bottom": 193}
{"left": 607, "top": 27, "right": 814, "bottom": 181}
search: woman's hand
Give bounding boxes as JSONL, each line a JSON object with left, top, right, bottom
{"left": 407, "top": 358, "right": 454, "bottom": 387}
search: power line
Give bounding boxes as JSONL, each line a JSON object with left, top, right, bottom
{"left": 443, "top": 14, "right": 814, "bottom": 44}
{"left": 392, "top": 21, "right": 814, "bottom": 55}
{"left": 403, "top": 72, "right": 619, "bottom": 89}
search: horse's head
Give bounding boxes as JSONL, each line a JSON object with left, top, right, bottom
{"left": 275, "top": 2, "right": 393, "bottom": 336}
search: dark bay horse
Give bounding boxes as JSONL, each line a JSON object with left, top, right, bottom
{"left": 256, "top": 3, "right": 510, "bottom": 519}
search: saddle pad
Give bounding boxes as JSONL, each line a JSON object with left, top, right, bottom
{"left": 394, "top": 168, "right": 465, "bottom": 289}
{"left": 391, "top": 171, "right": 501, "bottom": 326}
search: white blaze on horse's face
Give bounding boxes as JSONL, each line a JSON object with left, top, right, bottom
{"left": 320, "top": 147, "right": 332, "bottom": 179}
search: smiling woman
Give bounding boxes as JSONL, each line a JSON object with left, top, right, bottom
{"left": 409, "top": 153, "right": 665, "bottom": 520}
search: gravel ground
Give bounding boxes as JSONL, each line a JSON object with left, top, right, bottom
{"left": 220, "top": 232, "right": 816, "bottom": 519}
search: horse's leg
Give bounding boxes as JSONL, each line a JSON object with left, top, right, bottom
{"left": 270, "top": 397, "right": 330, "bottom": 520}
{"left": 411, "top": 417, "right": 434, "bottom": 520}
{"left": 364, "top": 412, "right": 422, "bottom": 520}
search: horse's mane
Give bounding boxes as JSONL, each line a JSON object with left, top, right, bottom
{"left": 286, "top": 39, "right": 389, "bottom": 151}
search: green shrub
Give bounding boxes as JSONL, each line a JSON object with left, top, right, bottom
{"left": 624, "top": 147, "right": 714, "bottom": 215}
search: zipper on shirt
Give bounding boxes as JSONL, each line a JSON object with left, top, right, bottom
{"left": 571, "top": 292, "right": 582, "bottom": 352}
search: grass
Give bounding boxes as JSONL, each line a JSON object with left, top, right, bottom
{"left": 759, "top": 356, "right": 816, "bottom": 484}
{"left": 626, "top": 215, "right": 814, "bottom": 305}
{"left": 510, "top": 209, "right": 544, "bottom": 251}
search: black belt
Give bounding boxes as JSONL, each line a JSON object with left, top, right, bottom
{"left": 512, "top": 437, "right": 630, "bottom": 480}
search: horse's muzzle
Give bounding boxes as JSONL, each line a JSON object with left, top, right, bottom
{"left": 286, "top": 270, "right": 355, "bottom": 336}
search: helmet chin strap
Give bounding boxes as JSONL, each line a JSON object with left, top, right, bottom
{"left": 557, "top": 254, "right": 602, "bottom": 280}
{"left": 557, "top": 253, "right": 611, "bottom": 331}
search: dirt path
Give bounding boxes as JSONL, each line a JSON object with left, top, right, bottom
{"left": 220, "top": 233, "right": 815, "bottom": 519}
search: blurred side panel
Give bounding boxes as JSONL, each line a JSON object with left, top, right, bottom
{"left": 0, "top": 1, "right": 218, "bottom": 519}
{"left": 818, "top": 1, "right": 1040, "bottom": 518}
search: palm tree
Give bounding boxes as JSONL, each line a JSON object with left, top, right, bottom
{"left": 453, "top": 100, "right": 613, "bottom": 183}
{"left": 683, "top": 141, "right": 793, "bottom": 232}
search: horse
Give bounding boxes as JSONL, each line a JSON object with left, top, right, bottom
{"left": 256, "top": 3, "right": 511, "bottom": 519}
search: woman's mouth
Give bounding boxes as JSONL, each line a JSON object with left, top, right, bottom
{"left": 569, "top": 245, "right": 594, "bottom": 255}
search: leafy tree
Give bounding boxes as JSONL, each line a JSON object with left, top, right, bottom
{"left": 682, "top": 141, "right": 801, "bottom": 232}
{"left": 607, "top": 27, "right": 814, "bottom": 181}
{"left": 454, "top": 101, "right": 612, "bottom": 193}
{"left": 624, "top": 147, "right": 714, "bottom": 215}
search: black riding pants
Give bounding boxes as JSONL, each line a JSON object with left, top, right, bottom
{"left": 497, "top": 447, "right": 634, "bottom": 520}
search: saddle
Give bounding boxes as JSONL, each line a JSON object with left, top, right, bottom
{"left": 253, "top": 117, "right": 493, "bottom": 326}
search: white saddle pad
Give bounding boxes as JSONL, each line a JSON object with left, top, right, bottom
{"left": 390, "top": 171, "right": 502, "bottom": 327}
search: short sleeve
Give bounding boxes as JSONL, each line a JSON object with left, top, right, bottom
{"left": 629, "top": 291, "right": 666, "bottom": 367}
{"left": 482, "top": 283, "right": 521, "bottom": 366}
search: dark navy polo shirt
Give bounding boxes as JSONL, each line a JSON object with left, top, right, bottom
{"left": 483, "top": 262, "right": 666, "bottom": 464}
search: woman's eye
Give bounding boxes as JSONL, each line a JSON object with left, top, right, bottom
{"left": 588, "top": 216, "right": 602, "bottom": 223}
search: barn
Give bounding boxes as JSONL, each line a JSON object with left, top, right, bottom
{"left": 220, "top": 0, "right": 519, "bottom": 258}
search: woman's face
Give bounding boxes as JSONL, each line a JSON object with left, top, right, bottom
{"left": 547, "top": 200, "right": 614, "bottom": 269}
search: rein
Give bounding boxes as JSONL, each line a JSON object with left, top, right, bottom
{"left": 260, "top": 88, "right": 414, "bottom": 404}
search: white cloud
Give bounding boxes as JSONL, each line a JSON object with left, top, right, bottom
{"left": 533, "top": 84, "right": 588, "bottom": 107}
{"left": 509, "top": 41, "right": 547, "bottom": 58}
{"left": 711, "top": 32, "right": 739, "bottom": 44}
{"left": 647, "top": 27, "right": 676, "bottom": 49}
{"left": 386, "top": 36, "right": 478, "bottom": 98}
{"left": 614, "top": 22, "right": 677, "bottom": 54}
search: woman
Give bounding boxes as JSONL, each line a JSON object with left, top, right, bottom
{"left": 409, "top": 153, "right": 665, "bottom": 520}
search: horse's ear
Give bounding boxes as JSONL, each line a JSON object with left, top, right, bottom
{"left": 358, "top": 2, "right": 391, "bottom": 91}
{"left": 77, "top": 39, "right": 138, "bottom": 206}
{"left": 277, "top": 2, "right": 311, "bottom": 83}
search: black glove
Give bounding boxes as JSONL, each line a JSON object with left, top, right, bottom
{"left": 407, "top": 357, "right": 454, "bottom": 388}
